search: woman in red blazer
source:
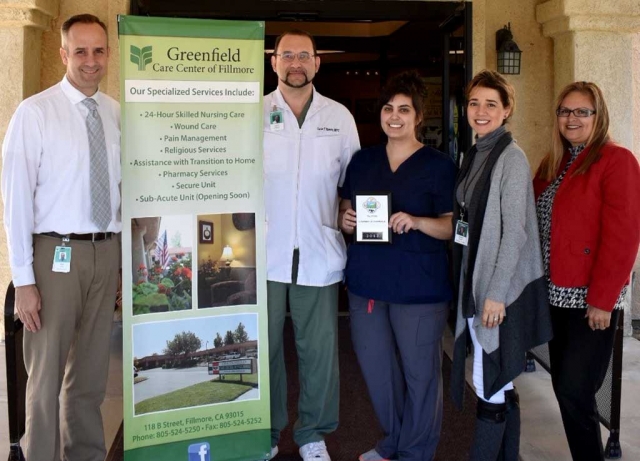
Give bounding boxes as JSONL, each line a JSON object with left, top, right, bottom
{"left": 533, "top": 81, "right": 640, "bottom": 461}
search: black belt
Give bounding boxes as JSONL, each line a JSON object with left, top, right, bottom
{"left": 42, "top": 231, "right": 114, "bottom": 242}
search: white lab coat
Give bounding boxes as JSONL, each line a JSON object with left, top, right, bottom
{"left": 263, "top": 87, "right": 360, "bottom": 286}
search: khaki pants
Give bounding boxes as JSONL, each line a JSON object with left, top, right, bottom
{"left": 24, "top": 234, "right": 120, "bottom": 461}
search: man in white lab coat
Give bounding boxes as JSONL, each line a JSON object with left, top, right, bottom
{"left": 262, "top": 29, "right": 360, "bottom": 461}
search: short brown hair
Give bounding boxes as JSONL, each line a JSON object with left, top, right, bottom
{"left": 378, "top": 70, "right": 428, "bottom": 134}
{"left": 538, "top": 81, "right": 611, "bottom": 180}
{"left": 61, "top": 14, "right": 107, "bottom": 47}
{"left": 466, "top": 69, "right": 516, "bottom": 123}
{"left": 273, "top": 29, "right": 317, "bottom": 55}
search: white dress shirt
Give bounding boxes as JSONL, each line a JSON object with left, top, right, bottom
{"left": 263, "top": 87, "right": 360, "bottom": 286}
{"left": 2, "top": 76, "right": 121, "bottom": 287}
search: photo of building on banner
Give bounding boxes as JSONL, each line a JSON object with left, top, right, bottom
{"left": 119, "top": 15, "right": 268, "bottom": 461}
{"left": 132, "top": 314, "right": 259, "bottom": 416}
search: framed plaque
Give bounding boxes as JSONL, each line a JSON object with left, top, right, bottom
{"left": 354, "top": 192, "right": 392, "bottom": 243}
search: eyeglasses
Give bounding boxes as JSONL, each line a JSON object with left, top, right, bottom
{"left": 274, "top": 51, "right": 315, "bottom": 63}
{"left": 556, "top": 107, "right": 596, "bottom": 117}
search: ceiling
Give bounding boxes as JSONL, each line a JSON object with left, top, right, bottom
{"left": 131, "top": 1, "right": 468, "bottom": 69}
{"left": 132, "top": 0, "right": 463, "bottom": 22}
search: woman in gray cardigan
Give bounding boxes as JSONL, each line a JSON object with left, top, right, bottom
{"left": 450, "top": 70, "right": 552, "bottom": 461}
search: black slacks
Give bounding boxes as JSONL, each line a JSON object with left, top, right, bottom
{"left": 548, "top": 306, "right": 620, "bottom": 461}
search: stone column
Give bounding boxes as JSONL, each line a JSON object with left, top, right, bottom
{"left": 131, "top": 223, "right": 148, "bottom": 283}
{"left": 40, "top": 0, "right": 129, "bottom": 100}
{"left": 0, "top": 2, "right": 57, "bottom": 335}
{"left": 538, "top": 0, "right": 640, "bottom": 335}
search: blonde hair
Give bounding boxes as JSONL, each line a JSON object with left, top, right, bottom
{"left": 538, "top": 81, "right": 610, "bottom": 181}
{"left": 465, "top": 69, "right": 516, "bottom": 123}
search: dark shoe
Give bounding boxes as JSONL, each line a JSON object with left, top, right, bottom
{"left": 469, "top": 399, "right": 507, "bottom": 461}
{"left": 497, "top": 389, "right": 521, "bottom": 461}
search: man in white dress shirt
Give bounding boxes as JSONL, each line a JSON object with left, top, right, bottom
{"left": 1, "top": 14, "right": 121, "bottom": 461}
{"left": 262, "top": 30, "right": 360, "bottom": 461}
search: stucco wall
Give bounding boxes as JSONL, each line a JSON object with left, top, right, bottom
{"left": 40, "top": 0, "right": 127, "bottom": 100}
{"left": 0, "top": 27, "right": 34, "bottom": 309}
{"left": 575, "top": 31, "right": 635, "bottom": 150}
{"left": 473, "top": 0, "right": 555, "bottom": 171}
{"left": 0, "top": 22, "right": 48, "bottom": 333}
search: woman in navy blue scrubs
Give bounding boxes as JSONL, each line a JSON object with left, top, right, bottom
{"left": 339, "top": 71, "right": 456, "bottom": 461}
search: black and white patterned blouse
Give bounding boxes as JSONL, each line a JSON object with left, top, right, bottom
{"left": 536, "top": 144, "right": 627, "bottom": 309}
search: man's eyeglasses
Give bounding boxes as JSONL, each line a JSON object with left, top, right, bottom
{"left": 556, "top": 107, "right": 596, "bottom": 117}
{"left": 274, "top": 51, "right": 315, "bottom": 63}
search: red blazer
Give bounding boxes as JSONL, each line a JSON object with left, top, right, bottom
{"left": 533, "top": 142, "right": 640, "bottom": 312}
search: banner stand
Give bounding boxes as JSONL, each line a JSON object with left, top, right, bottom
{"left": 118, "top": 15, "right": 269, "bottom": 461}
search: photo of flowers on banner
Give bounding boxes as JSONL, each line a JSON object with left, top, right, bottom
{"left": 131, "top": 215, "right": 193, "bottom": 315}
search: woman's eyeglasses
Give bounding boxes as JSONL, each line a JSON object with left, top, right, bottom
{"left": 274, "top": 51, "right": 315, "bottom": 63}
{"left": 556, "top": 107, "right": 596, "bottom": 117}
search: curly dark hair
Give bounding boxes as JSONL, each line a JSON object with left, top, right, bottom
{"left": 378, "top": 70, "right": 429, "bottom": 132}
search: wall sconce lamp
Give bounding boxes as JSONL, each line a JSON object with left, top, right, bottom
{"left": 496, "top": 23, "right": 522, "bottom": 75}
{"left": 221, "top": 245, "right": 234, "bottom": 266}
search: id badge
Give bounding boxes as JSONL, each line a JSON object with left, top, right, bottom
{"left": 52, "top": 246, "right": 72, "bottom": 273}
{"left": 269, "top": 108, "right": 284, "bottom": 131}
{"left": 454, "top": 220, "right": 469, "bottom": 246}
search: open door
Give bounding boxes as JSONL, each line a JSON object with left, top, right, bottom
{"left": 440, "top": 2, "right": 473, "bottom": 165}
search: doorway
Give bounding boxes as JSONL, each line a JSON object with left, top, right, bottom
{"left": 131, "top": 0, "right": 473, "bottom": 160}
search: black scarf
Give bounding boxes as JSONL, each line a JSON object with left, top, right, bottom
{"left": 452, "top": 131, "right": 513, "bottom": 318}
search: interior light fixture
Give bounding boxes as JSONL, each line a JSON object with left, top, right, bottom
{"left": 221, "top": 245, "right": 234, "bottom": 267}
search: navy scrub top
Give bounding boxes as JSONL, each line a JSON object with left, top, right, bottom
{"left": 340, "top": 144, "right": 456, "bottom": 304}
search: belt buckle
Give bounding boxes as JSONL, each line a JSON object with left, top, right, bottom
{"left": 92, "top": 232, "right": 103, "bottom": 242}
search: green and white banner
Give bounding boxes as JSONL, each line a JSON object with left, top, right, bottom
{"left": 118, "top": 16, "right": 269, "bottom": 461}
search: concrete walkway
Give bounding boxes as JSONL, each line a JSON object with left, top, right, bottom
{"left": 133, "top": 366, "right": 214, "bottom": 404}
{"left": 234, "top": 387, "right": 260, "bottom": 401}
{"left": 515, "top": 336, "right": 640, "bottom": 461}
{"left": 442, "top": 328, "right": 640, "bottom": 461}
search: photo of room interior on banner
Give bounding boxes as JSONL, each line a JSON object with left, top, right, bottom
{"left": 131, "top": 213, "right": 257, "bottom": 315}
{"left": 196, "top": 212, "right": 257, "bottom": 309}
{"left": 132, "top": 314, "right": 259, "bottom": 416}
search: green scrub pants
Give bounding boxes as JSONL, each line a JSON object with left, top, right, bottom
{"left": 267, "top": 250, "right": 340, "bottom": 447}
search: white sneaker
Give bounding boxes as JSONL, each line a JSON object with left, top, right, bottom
{"left": 299, "top": 441, "right": 331, "bottom": 461}
{"left": 257, "top": 446, "right": 278, "bottom": 460}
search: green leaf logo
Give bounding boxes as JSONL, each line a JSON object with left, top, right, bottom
{"left": 130, "top": 45, "right": 153, "bottom": 71}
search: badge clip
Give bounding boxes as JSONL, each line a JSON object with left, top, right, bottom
{"left": 269, "top": 106, "right": 284, "bottom": 132}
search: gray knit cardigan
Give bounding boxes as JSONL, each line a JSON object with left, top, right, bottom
{"left": 450, "top": 136, "right": 553, "bottom": 406}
